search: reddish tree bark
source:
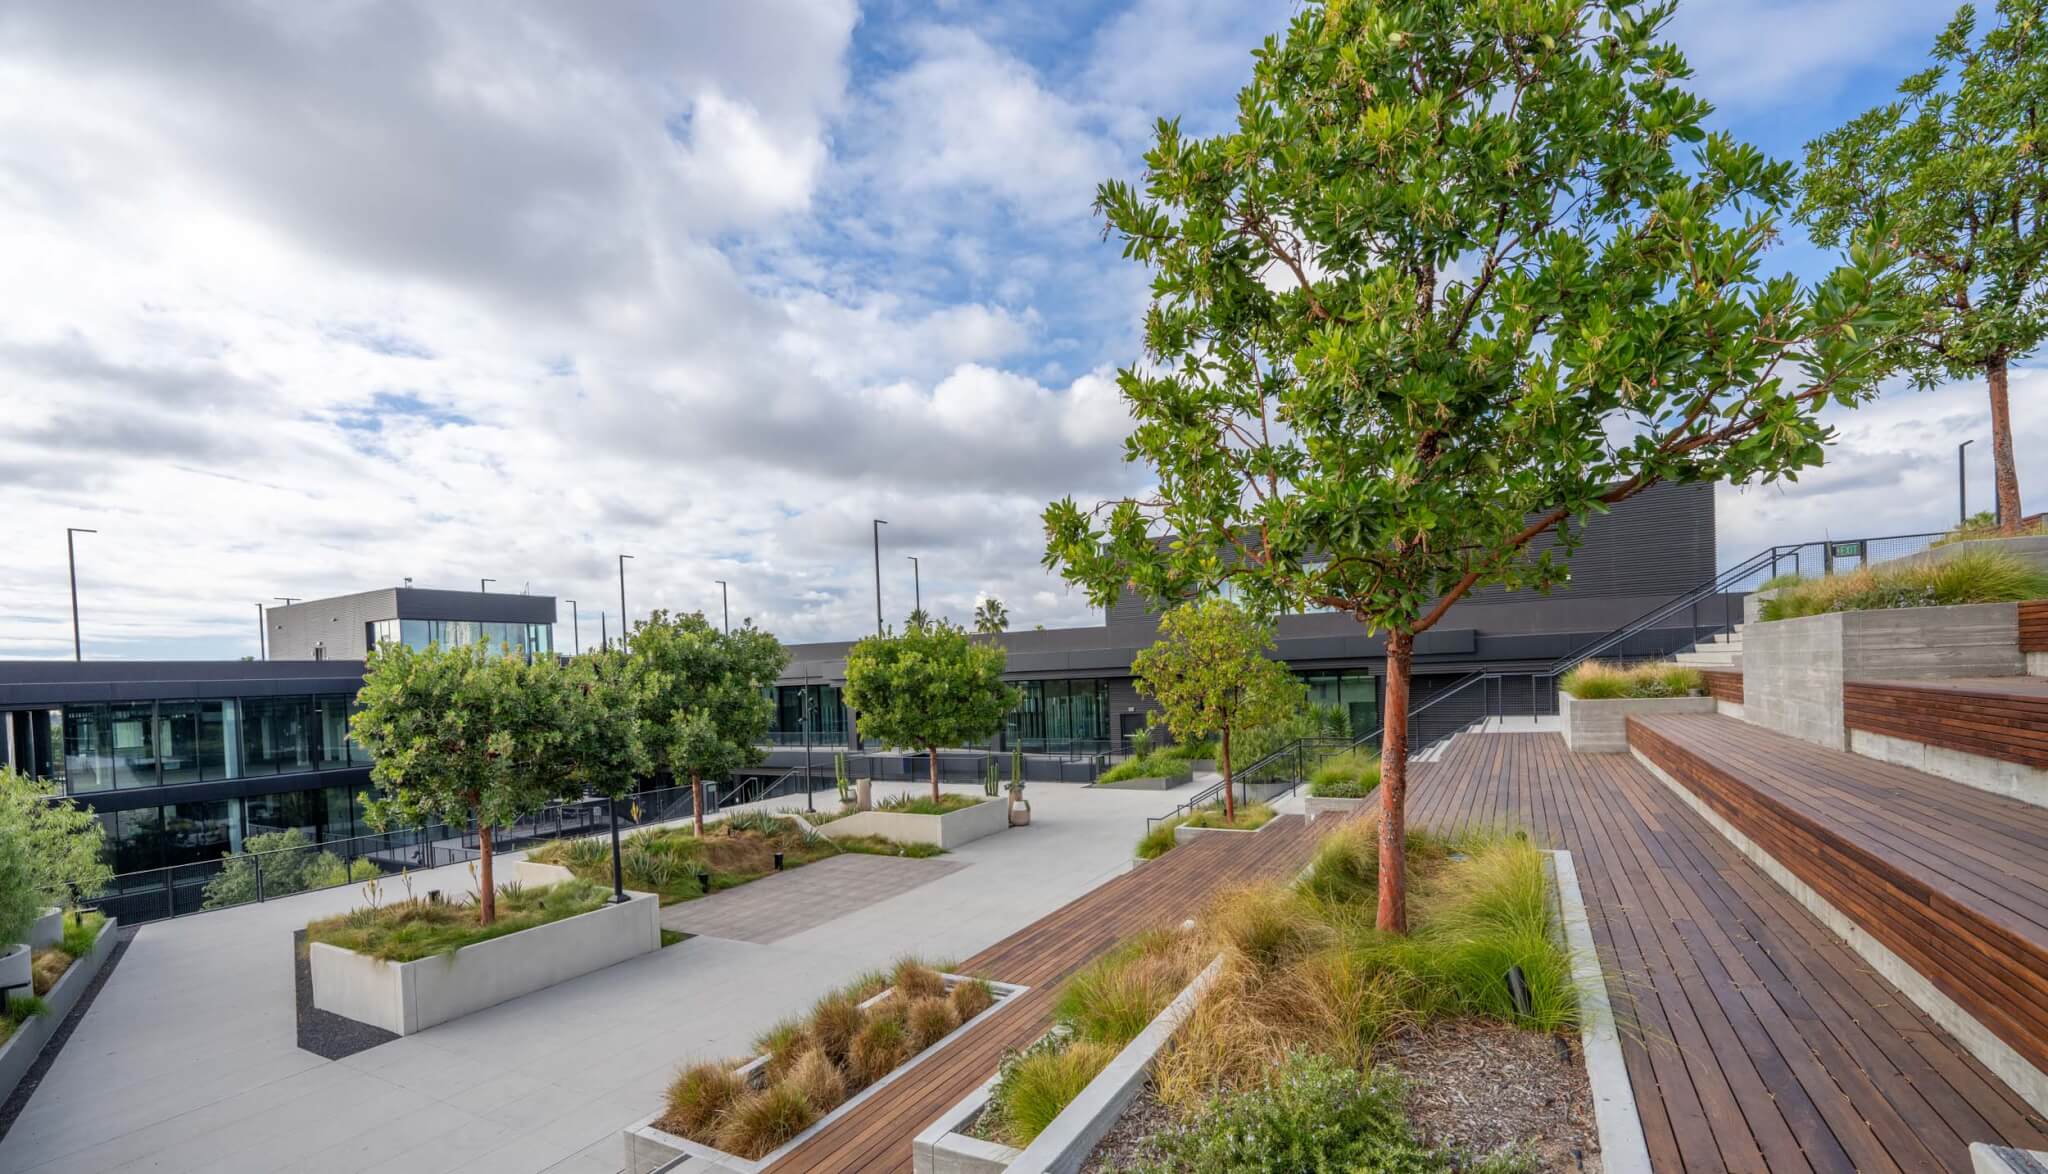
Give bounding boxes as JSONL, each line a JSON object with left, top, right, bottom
{"left": 928, "top": 746, "right": 942, "bottom": 804}
{"left": 1220, "top": 726, "right": 1235, "bottom": 823}
{"left": 1988, "top": 356, "right": 2024, "bottom": 534}
{"left": 477, "top": 818, "right": 497, "bottom": 925}
{"left": 1376, "top": 630, "right": 1413, "bottom": 934}
{"left": 691, "top": 773, "right": 705, "bottom": 836}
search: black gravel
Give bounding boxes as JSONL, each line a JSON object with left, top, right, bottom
{"left": 0, "top": 922, "right": 135, "bottom": 1144}
{"left": 293, "top": 929, "right": 397, "bottom": 1060}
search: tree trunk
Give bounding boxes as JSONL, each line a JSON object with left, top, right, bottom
{"left": 928, "top": 747, "right": 941, "bottom": 804}
{"left": 691, "top": 772, "right": 705, "bottom": 837}
{"left": 1219, "top": 726, "right": 1235, "bottom": 823}
{"left": 1988, "top": 356, "right": 2024, "bottom": 534}
{"left": 477, "top": 819, "right": 496, "bottom": 926}
{"left": 1376, "top": 629, "right": 1413, "bottom": 934}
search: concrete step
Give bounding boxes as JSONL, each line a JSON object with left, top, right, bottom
{"left": 1674, "top": 649, "right": 1742, "bottom": 668}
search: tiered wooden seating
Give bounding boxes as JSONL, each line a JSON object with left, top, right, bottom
{"left": 1627, "top": 711, "right": 2048, "bottom": 1081}
{"left": 1844, "top": 676, "right": 2048, "bottom": 770}
{"left": 2021, "top": 600, "right": 2048, "bottom": 654}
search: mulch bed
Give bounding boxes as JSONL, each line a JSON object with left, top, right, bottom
{"left": 1079, "top": 1082, "right": 1177, "bottom": 1172}
{"left": 1380, "top": 1019, "right": 1596, "bottom": 1171}
{"left": 293, "top": 929, "right": 398, "bottom": 1060}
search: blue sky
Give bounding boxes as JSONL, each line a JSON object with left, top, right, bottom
{"left": 0, "top": 0, "right": 2037, "bottom": 660}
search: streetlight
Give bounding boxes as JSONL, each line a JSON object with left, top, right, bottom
{"left": 480, "top": 578, "right": 494, "bottom": 593}
{"left": 801, "top": 677, "right": 816, "bottom": 814}
{"left": 255, "top": 602, "right": 267, "bottom": 660}
{"left": 65, "top": 528, "right": 96, "bottom": 661}
{"left": 599, "top": 611, "right": 609, "bottom": 651}
{"left": 1959, "top": 439, "right": 1975, "bottom": 525}
{"left": 617, "top": 554, "right": 633, "bottom": 650}
{"left": 715, "top": 580, "right": 730, "bottom": 634}
{"left": 565, "top": 600, "right": 580, "bottom": 654}
{"left": 872, "top": 519, "right": 887, "bottom": 636}
{"left": 907, "top": 556, "right": 921, "bottom": 618}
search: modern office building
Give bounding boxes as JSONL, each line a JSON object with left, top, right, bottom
{"left": 767, "top": 481, "right": 1721, "bottom": 754}
{"left": 266, "top": 586, "right": 556, "bottom": 661}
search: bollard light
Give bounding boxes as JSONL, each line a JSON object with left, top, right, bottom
{"left": 773, "top": 852, "right": 785, "bottom": 871}
{"left": 697, "top": 871, "right": 712, "bottom": 894}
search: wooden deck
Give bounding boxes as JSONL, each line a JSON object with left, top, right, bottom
{"left": 1845, "top": 675, "right": 2048, "bottom": 770}
{"left": 1412, "top": 731, "right": 2048, "bottom": 1173}
{"left": 764, "top": 814, "right": 1326, "bottom": 1173}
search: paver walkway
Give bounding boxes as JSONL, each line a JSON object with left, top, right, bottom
{"left": 661, "top": 856, "right": 963, "bottom": 944}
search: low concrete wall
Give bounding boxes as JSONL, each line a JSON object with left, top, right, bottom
{"left": 820, "top": 798, "right": 1009, "bottom": 850}
{"left": 1744, "top": 587, "right": 1783, "bottom": 627}
{"left": 1093, "top": 770, "right": 1191, "bottom": 791}
{"left": 310, "top": 888, "right": 660, "bottom": 1036}
{"left": 1849, "top": 729, "right": 2048, "bottom": 810}
{"left": 2031, "top": 652, "right": 2048, "bottom": 677}
{"left": 1550, "top": 852, "right": 1652, "bottom": 1174}
{"left": 1305, "top": 795, "right": 1370, "bottom": 821}
{"left": 1743, "top": 604, "right": 2025, "bottom": 750}
{"left": 27, "top": 907, "right": 62, "bottom": 950}
{"left": 0, "top": 916, "right": 116, "bottom": 1108}
{"left": 1896, "top": 535, "right": 2048, "bottom": 573}
{"left": 1560, "top": 692, "right": 1715, "bottom": 754}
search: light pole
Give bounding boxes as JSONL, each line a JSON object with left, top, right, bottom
{"left": 802, "top": 678, "right": 816, "bottom": 814}
{"left": 480, "top": 578, "right": 494, "bottom": 593}
{"left": 65, "top": 527, "right": 96, "bottom": 660}
{"left": 715, "top": 580, "right": 729, "bottom": 634}
{"left": 907, "top": 556, "right": 923, "bottom": 620}
{"left": 1959, "top": 439, "right": 1975, "bottom": 525}
{"left": 872, "top": 519, "right": 887, "bottom": 636}
{"left": 255, "top": 602, "right": 267, "bottom": 660}
{"left": 617, "top": 554, "right": 633, "bottom": 649}
{"left": 600, "top": 611, "right": 609, "bottom": 651}
{"left": 566, "top": 600, "right": 580, "bottom": 654}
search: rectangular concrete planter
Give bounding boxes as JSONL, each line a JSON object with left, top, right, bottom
{"left": 1743, "top": 603, "right": 2027, "bottom": 750}
{"left": 1093, "top": 768, "right": 1192, "bottom": 791}
{"left": 625, "top": 973, "right": 1028, "bottom": 1174}
{"left": 1559, "top": 691, "right": 1715, "bottom": 754}
{"left": 26, "top": 907, "right": 62, "bottom": 949}
{"left": 916, "top": 956, "right": 1224, "bottom": 1174}
{"left": 1305, "top": 794, "right": 1370, "bottom": 821}
{"left": 310, "top": 886, "right": 659, "bottom": 1036}
{"left": 819, "top": 797, "right": 1009, "bottom": 850}
{"left": 0, "top": 916, "right": 116, "bottom": 1110}
{"left": 1172, "top": 816, "right": 1279, "bottom": 844}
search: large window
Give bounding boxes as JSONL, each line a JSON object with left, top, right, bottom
{"left": 771, "top": 684, "right": 850, "bottom": 743}
{"left": 1299, "top": 670, "right": 1378, "bottom": 737}
{"left": 316, "top": 695, "right": 352, "bottom": 768}
{"left": 241, "top": 695, "right": 312, "bottom": 776}
{"left": 378, "top": 617, "right": 552, "bottom": 660}
{"left": 1006, "top": 679, "right": 1110, "bottom": 749}
{"left": 109, "top": 701, "right": 158, "bottom": 788}
{"left": 62, "top": 705, "right": 111, "bottom": 793}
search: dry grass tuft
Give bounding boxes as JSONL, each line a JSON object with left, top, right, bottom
{"left": 948, "top": 977, "right": 995, "bottom": 1021}
{"left": 848, "top": 1014, "right": 912, "bottom": 1088}
{"left": 905, "top": 995, "right": 961, "bottom": 1050}
{"left": 784, "top": 1048, "right": 847, "bottom": 1116}
{"left": 712, "top": 1080, "right": 818, "bottom": 1159}
{"left": 806, "top": 992, "right": 866, "bottom": 1067}
{"left": 30, "top": 948, "right": 71, "bottom": 996}
{"left": 890, "top": 957, "right": 947, "bottom": 1000}
{"left": 661, "top": 1059, "right": 747, "bottom": 1136}
{"left": 1205, "top": 883, "right": 1330, "bottom": 968}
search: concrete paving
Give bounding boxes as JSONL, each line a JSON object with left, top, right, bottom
{"left": 659, "top": 855, "right": 963, "bottom": 945}
{"left": 0, "top": 779, "right": 1186, "bottom": 1174}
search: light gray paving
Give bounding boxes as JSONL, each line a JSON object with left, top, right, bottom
{"left": 661, "top": 854, "right": 963, "bottom": 944}
{"left": 0, "top": 780, "right": 1170, "bottom": 1174}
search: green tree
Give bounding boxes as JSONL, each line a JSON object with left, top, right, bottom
{"left": 0, "top": 766, "right": 111, "bottom": 911}
{"left": 1042, "top": 0, "right": 1898, "bottom": 931}
{"left": 1802, "top": 0, "right": 2047, "bottom": 533}
{"left": 842, "top": 619, "right": 1014, "bottom": 802}
{"left": 201, "top": 828, "right": 375, "bottom": 910}
{"left": 0, "top": 818, "right": 40, "bottom": 947}
{"left": 1131, "top": 600, "right": 1302, "bottom": 821}
{"left": 350, "top": 642, "right": 566, "bottom": 925}
{"left": 556, "top": 650, "right": 652, "bottom": 812}
{"left": 625, "top": 611, "right": 787, "bottom": 835}
{"left": 974, "top": 597, "right": 1010, "bottom": 635}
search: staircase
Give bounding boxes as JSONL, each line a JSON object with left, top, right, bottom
{"left": 1670, "top": 623, "right": 1744, "bottom": 669}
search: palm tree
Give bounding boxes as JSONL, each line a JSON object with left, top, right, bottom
{"left": 974, "top": 597, "right": 1009, "bottom": 635}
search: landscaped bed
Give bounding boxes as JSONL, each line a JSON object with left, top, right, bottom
{"left": 1097, "top": 752, "right": 1196, "bottom": 788}
{"left": 1305, "top": 750, "right": 1380, "bottom": 799}
{"left": 1759, "top": 547, "right": 2048, "bottom": 620}
{"left": 627, "top": 958, "right": 1019, "bottom": 1171}
{"left": 28, "top": 911, "right": 106, "bottom": 997}
{"left": 528, "top": 810, "right": 849, "bottom": 906}
{"left": 1134, "top": 802, "right": 1275, "bottom": 860}
{"left": 1559, "top": 661, "right": 1704, "bottom": 699}
{"left": 805, "top": 790, "right": 1008, "bottom": 851}
{"left": 984, "top": 826, "right": 1589, "bottom": 1172}
{"left": 306, "top": 877, "right": 611, "bottom": 962}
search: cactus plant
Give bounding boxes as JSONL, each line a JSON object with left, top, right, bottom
{"left": 983, "top": 756, "right": 999, "bottom": 797}
{"left": 834, "top": 753, "right": 852, "bottom": 804}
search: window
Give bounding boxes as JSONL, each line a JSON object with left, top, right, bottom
{"left": 62, "top": 705, "right": 111, "bottom": 793}
{"left": 316, "top": 695, "right": 352, "bottom": 768}
{"left": 1005, "top": 679, "right": 1109, "bottom": 748}
{"left": 242, "top": 696, "right": 312, "bottom": 775}
{"left": 161, "top": 800, "right": 232, "bottom": 869}
{"left": 1299, "top": 670, "right": 1378, "bottom": 737}
{"left": 108, "top": 701, "right": 157, "bottom": 788}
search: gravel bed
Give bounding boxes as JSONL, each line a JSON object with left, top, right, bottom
{"left": 1078, "top": 1082, "right": 1178, "bottom": 1173}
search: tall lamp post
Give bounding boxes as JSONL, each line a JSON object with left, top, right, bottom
{"left": 1959, "top": 439, "right": 1975, "bottom": 525}
{"left": 801, "top": 679, "right": 816, "bottom": 813}
{"left": 565, "top": 600, "right": 580, "bottom": 654}
{"left": 715, "top": 579, "right": 729, "bottom": 634}
{"left": 907, "top": 556, "right": 920, "bottom": 618}
{"left": 480, "top": 578, "right": 494, "bottom": 593}
{"left": 255, "top": 602, "right": 267, "bottom": 660}
{"left": 872, "top": 519, "right": 887, "bottom": 636}
{"left": 65, "top": 528, "right": 96, "bottom": 661}
{"left": 617, "top": 554, "right": 633, "bottom": 650}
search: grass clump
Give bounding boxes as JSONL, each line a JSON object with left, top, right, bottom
{"left": 1758, "top": 572, "right": 1806, "bottom": 591}
{"left": 1307, "top": 751, "right": 1380, "bottom": 799}
{"left": 1135, "top": 818, "right": 1185, "bottom": 860}
{"left": 529, "top": 814, "right": 837, "bottom": 906}
{"left": 1184, "top": 802, "right": 1274, "bottom": 831}
{"left": 905, "top": 996, "right": 961, "bottom": 1050}
{"left": 663, "top": 1059, "right": 747, "bottom": 1136}
{"left": 985, "top": 1037, "right": 1119, "bottom": 1146}
{"left": 891, "top": 957, "right": 947, "bottom": 999}
{"left": 826, "top": 834, "right": 945, "bottom": 858}
{"left": 1762, "top": 547, "right": 2048, "bottom": 620}
{"left": 949, "top": 977, "right": 995, "bottom": 1021}
{"left": 870, "top": 792, "right": 986, "bottom": 816}
{"left": 1560, "top": 660, "right": 1704, "bottom": 699}
{"left": 784, "top": 1048, "right": 846, "bottom": 1115}
{"left": 1054, "top": 929, "right": 1205, "bottom": 1047}
{"left": 1100, "top": 752, "right": 1196, "bottom": 784}
{"left": 848, "top": 1013, "right": 911, "bottom": 1087}
{"left": 1931, "top": 511, "right": 2047, "bottom": 547}
{"left": 305, "top": 878, "right": 609, "bottom": 962}
{"left": 713, "top": 1080, "right": 818, "bottom": 1159}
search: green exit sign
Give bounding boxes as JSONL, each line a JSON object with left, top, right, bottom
{"left": 1831, "top": 542, "right": 1860, "bottom": 557}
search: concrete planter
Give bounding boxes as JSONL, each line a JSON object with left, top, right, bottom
{"left": 626, "top": 974, "right": 1028, "bottom": 1174}
{"left": 1894, "top": 535, "right": 2048, "bottom": 573}
{"left": 0, "top": 917, "right": 116, "bottom": 1110}
{"left": 1743, "top": 588, "right": 1782, "bottom": 627}
{"left": 819, "top": 798, "right": 1009, "bottom": 850}
{"left": 1305, "top": 794, "right": 1371, "bottom": 821}
{"left": 1743, "top": 603, "right": 2027, "bottom": 750}
{"left": 27, "top": 907, "right": 62, "bottom": 950}
{"left": 310, "top": 886, "right": 660, "bottom": 1036}
{"left": 1093, "top": 768, "right": 1192, "bottom": 792}
{"left": 1171, "top": 816, "right": 1279, "bottom": 845}
{"left": 1559, "top": 691, "right": 1715, "bottom": 754}
{"left": 916, "top": 957, "right": 1224, "bottom": 1174}
{"left": 0, "top": 943, "right": 28, "bottom": 995}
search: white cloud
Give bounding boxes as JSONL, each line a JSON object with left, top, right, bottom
{"left": 1666, "top": 0, "right": 1946, "bottom": 110}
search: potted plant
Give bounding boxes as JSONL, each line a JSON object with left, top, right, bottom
{"left": 1007, "top": 748, "right": 1030, "bottom": 827}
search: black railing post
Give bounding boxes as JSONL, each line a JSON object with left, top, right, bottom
{"left": 254, "top": 852, "right": 264, "bottom": 903}
{"left": 164, "top": 869, "right": 174, "bottom": 920}
{"left": 608, "top": 796, "right": 626, "bottom": 904}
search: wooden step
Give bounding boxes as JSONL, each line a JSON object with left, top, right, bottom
{"left": 1626, "top": 711, "right": 2048, "bottom": 1099}
{"left": 1845, "top": 676, "right": 2048, "bottom": 773}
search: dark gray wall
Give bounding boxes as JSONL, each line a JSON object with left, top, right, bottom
{"left": 0, "top": 659, "right": 369, "bottom": 707}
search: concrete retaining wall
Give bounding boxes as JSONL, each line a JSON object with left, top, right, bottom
{"left": 0, "top": 916, "right": 116, "bottom": 1108}
{"left": 821, "top": 798, "right": 1009, "bottom": 850}
{"left": 1092, "top": 770, "right": 1191, "bottom": 791}
{"left": 1560, "top": 692, "right": 1715, "bottom": 754}
{"left": 310, "top": 888, "right": 660, "bottom": 1035}
{"left": 1305, "top": 795, "right": 1370, "bottom": 821}
{"left": 1743, "top": 604, "right": 2025, "bottom": 750}
{"left": 27, "top": 907, "right": 62, "bottom": 950}
{"left": 1849, "top": 729, "right": 2048, "bottom": 810}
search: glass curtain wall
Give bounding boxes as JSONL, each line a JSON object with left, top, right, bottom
{"left": 51, "top": 694, "right": 352, "bottom": 794}
{"left": 1005, "top": 679, "right": 1110, "bottom": 750}
{"left": 771, "top": 684, "right": 850, "bottom": 743}
{"left": 377, "top": 618, "right": 551, "bottom": 659}
{"left": 1299, "top": 670, "right": 1379, "bottom": 737}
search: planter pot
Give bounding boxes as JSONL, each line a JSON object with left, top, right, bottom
{"left": 1093, "top": 768, "right": 1192, "bottom": 792}
{"left": 1304, "top": 795, "right": 1370, "bottom": 821}
{"left": 1559, "top": 692, "right": 1715, "bottom": 754}
{"left": 1743, "top": 603, "right": 2027, "bottom": 750}
{"left": 310, "top": 888, "right": 660, "bottom": 1035}
{"left": 0, "top": 916, "right": 115, "bottom": 1111}
{"left": 28, "top": 907, "right": 62, "bottom": 950}
{"left": 817, "top": 797, "right": 1008, "bottom": 850}
{"left": 626, "top": 973, "right": 1028, "bottom": 1174}
{"left": 0, "top": 944, "right": 28, "bottom": 995}
{"left": 855, "top": 779, "right": 873, "bottom": 810}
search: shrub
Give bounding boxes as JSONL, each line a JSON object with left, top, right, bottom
{"left": 713, "top": 1080, "right": 818, "bottom": 1160}
{"left": 949, "top": 977, "right": 995, "bottom": 1021}
{"left": 905, "top": 995, "right": 960, "bottom": 1050}
{"left": 0, "top": 818, "right": 41, "bottom": 947}
{"left": 663, "top": 1060, "right": 746, "bottom": 1135}
{"left": 1183, "top": 802, "right": 1274, "bottom": 831}
{"left": 806, "top": 992, "right": 866, "bottom": 1067}
{"left": 1128, "top": 1050, "right": 1439, "bottom": 1173}
{"left": 1560, "top": 661, "right": 1704, "bottom": 700}
{"left": 1307, "top": 751, "right": 1379, "bottom": 798}
{"left": 753, "top": 1017, "right": 812, "bottom": 1076}
{"left": 848, "top": 1014, "right": 910, "bottom": 1087}
{"left": 203, "top": 829, "right": 376, "bottom": 909}
{"left": 784, "top": 1048, "right": 847, "bottom": 1116}
{"left": 890, "top": 958, "right": 946, "bottom": 1000}
{"left": 1100, "top": 752, "right": 1195, "bottom": 784}
{"left": 1134, "top": 819, "right": 1184, "bottom": 860}
{"left": 985, "top": 1038, "right": 1118, "bottom": 1147}
{"left": 1758, "top": 572, "right": 1806, "bottom": 591}
{"left": 1763, "top": 548, "right": 2048, "bottom": 620}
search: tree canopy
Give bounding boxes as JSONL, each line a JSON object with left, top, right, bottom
{"left": 1042, "top": 0, "right": 1899, "bottom": 931}
{"left": 974, "top": 597, "right": 1010, "bottom": 635}
{"left": 1801, "top": 0, "right": 2046, "bottom": 532}
{"left": 1131, "top": 599, "right": 1302, "bottom": 820}
{"left": 0, "top": 765, "right": 111, "bottom": 911}
{"left": 842, "top": 619, "right": 1014, "bottom": 801}
{"left": 624, "top": 610, "right": 787, "bottom": 834}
